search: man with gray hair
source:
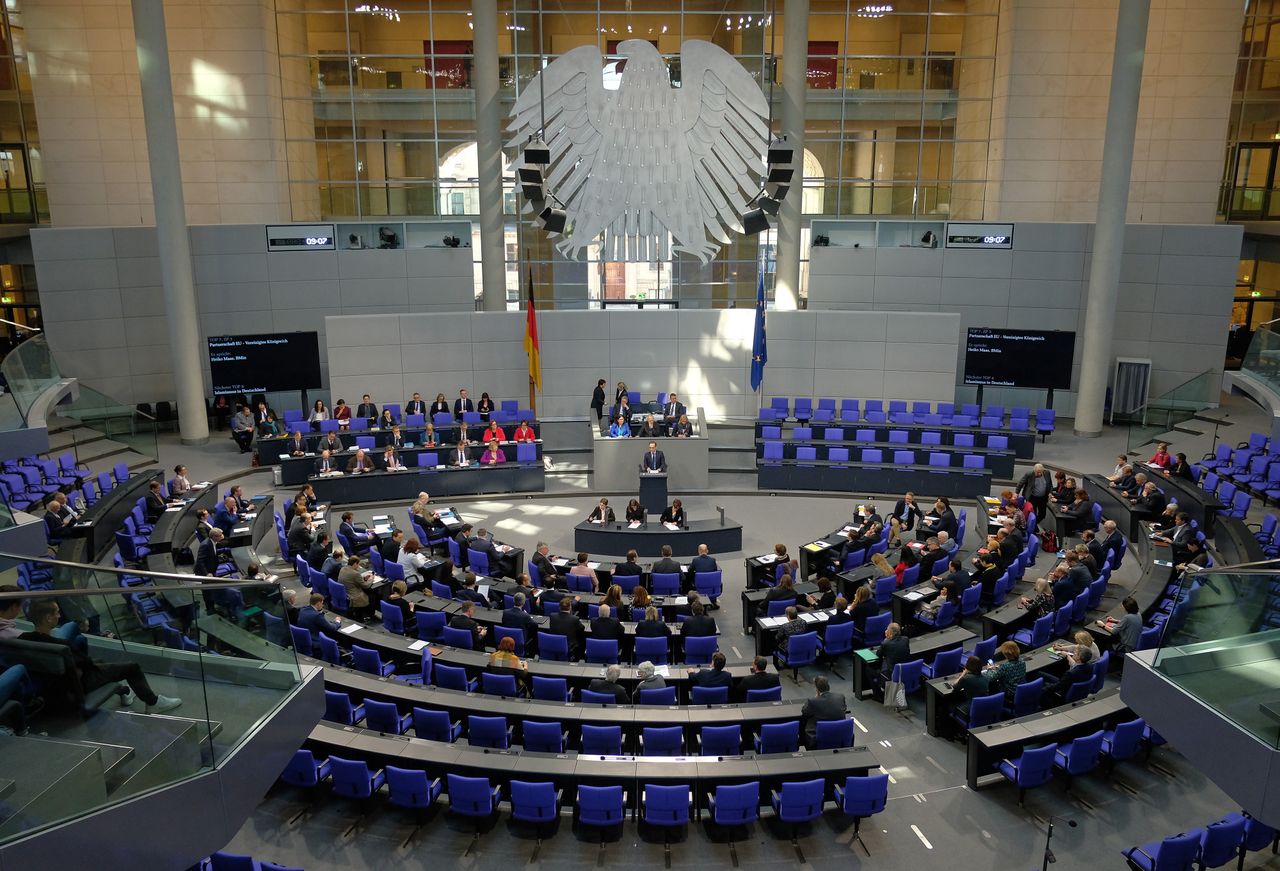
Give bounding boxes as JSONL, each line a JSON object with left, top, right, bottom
{"left": 632, "top": 660, "right": 666, "bottom": 702}
{"left": 531, "top": 541, "right": 557, "bottom": 586}
{"left": 590, "top": 602, "right": 624, "bottom": 641}
{"left": 1017, "top": 462, "right": 1052, "bottom": 521}
{"left": 586, "top": 663, "right": 629, "bottom": 704}
{"left": 501, "top": 589, "right": 538, "bottom": 650}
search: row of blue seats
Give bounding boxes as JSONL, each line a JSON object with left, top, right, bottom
{"left": 1189, "top": 471, "right": 1253, "bottom": 520}
{"left": 280, "top": 748, "right": 891, "bottom": 852}
{"left": 324, "top": 690, "right": 846, "bottom": 754}
{"left": 760, "top": 443, "right": 990, "bottom": 470}
{"left": 0, "top": 452, "right": 94, "bottom": 513}
{"left": 1122, "top": 810, "right": 1278, "bottom": 870}
{"left": 758, "top": 398, "right": 1056, "bottom": 431}
{"left": 760, "top": 425, "right": 1013, "bottom": 449}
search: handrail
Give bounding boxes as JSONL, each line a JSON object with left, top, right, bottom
{"left": 1148, "top": 367, "right": 1216, "bottom": 403}
{"left": 0, "top": 581, "right": 284, "bottom": 600}
{"left": 0, "top": 550, "right": 274, "bottom": 586}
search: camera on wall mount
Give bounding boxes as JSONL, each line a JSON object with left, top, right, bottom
{"left": 443, "top": 234, "right": 461, "bottom": 248}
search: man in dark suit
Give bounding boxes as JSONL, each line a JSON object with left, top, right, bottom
{"left": 448, "top": 601, "right": 486, "bottom": 649}
{"left": 305, "top": 532, "right": 332, "bottom": 572}
{"left": 405, "top": 392, "right": 426, "bottom": 417}
{"left": 736, "top": 656, "right": 781, "bottom": 701}
{"left": 1131, "top": 482, "right": 1167, "bottom": 520}
{"left": 801, "top": 675, "right": 849, "bottom": 747}
{"left": 1043, "top": 647, "right": 1094, "bottom": 704}
{"left": 651, "top": 544, "right": 681, "bottom": 577}
{"left": 690, "top": 544, "right": 718, "bottom": 575}
{"left": 297, "top": 592, "right": 342, "bottom": 637}
{"left": 454, "top": 389, "right": 474, "bottom": 421}
{"left": 686, "top": 651, "right": 733, "bottom": 689}
{"left": 453, "top": 524, "right": 474, "bottom": 569}
{"left": 531, "top": 542, "right": 558, "bottom": 586}
{"left": 456, "top": 573, "right": 489, "bottom": 607}
{"left": 1100, "top": 520, "right": 1125, "bottom": 562}
{"left": 380, "top": 529, "right": 403, "bottom": 564}
{"left": 591, "top": 379, "right": 607, "bottom": 429}
{"left": 1081, "top": 529, "right": 1108, "bottom": 569}
{"left": 212, "top": 497, "right": 240, "bottom": 537}
{"left": 679, "top": 601, "right": 717, "bottom": 637}
{"left": 314, "top": 450, "right": 339, "bottom": 475}
{"left": 916, "top": 537, "right": 948, "bottom": 581}
{"left": 451, "top": 440, "right": 471, "bottom": 467}
{"left": 143, "top": 481, "right": 169, "bottom": 523}
{"left": 287, "top": 513, "right": 316, "bottom": 559}
{"left": 642, "top": 441, "right": 667, "bottom": 473}
{"left": 888, "top": 494, "right": 921, "bottom": 545}
{"left": 194, "top": 528, "right": 221, "bottom": 577}
{"left": 502, "top": 591, "right": 538, "bottom": 643}
{"left": 877, "top": 622, "right": 911, "bottom": 682}
{"left": 548, "top": 596, "right": 585, "bottom": 659}
{"left": 470, "top": 527, "right": 515, "bottom": 578}
{"left": 43, "top": 494, "right": 71, "bottom": 542}
{"left": 660, "top": 392, "right": 686, "bottom": 433}
{"left": 586, "top": 664, "right": 630, "bottom": 704}
{"left": 338, "top": 511, "right": 375, "bottom": 554}
{"left": 286, "top": 430, "right": 309, "bottom": 457}
{"left": 614, "top": 549, "right": 645, "bottom": 581}
{"left": 1154, "top": 512, "right": 1194, "bottom": 563}
{"left": 935, "top": 559, "right": 969, "bottom": 602}
{"left": 590, "top": 603, "right": 624, "bottom": 642}
{"left": 1062, "top": 553, "right": 1093, "bottom": 598}
{"left": 356, "top": 394, "right": 378, "bottom": 424}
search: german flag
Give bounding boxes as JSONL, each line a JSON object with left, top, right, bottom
{"left": 524, "top": 267, "right": 542, "bottom": 392}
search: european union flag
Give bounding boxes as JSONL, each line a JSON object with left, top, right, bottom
{"left": 750, "top": 270, "right": 767, "bottom": 392}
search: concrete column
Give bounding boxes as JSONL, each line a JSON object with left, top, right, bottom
{"left": 131, "top": 0, "right": 208, "bottom": 445}
{"left": 473, "top": 0, "right": 507, "bottom": 312}
{"left": 1074, "top": 0, "right": 1151, "bottom": 437}
{"left": 774, "top": 0, "right": 809, "bottom": 312}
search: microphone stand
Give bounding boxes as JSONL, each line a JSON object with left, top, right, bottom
{"left": 1042, "top": 817, "right": 1077, "bottom": 871}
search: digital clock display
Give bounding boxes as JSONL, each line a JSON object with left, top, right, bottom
{"left": 945, "top": 223, "right": 1014, "bottom": 249}
{"left": 265, "top": 224, "right": 337, "bottom": 251}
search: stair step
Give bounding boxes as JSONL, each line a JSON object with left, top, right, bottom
{"left": 1192, "top": 412, "right": 1233, "bottom": 426}
{"left": 1170, "top": 424, "right": 1205, "bottom": 436}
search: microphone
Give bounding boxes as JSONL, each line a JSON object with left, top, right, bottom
{"left": 1042, "top": 816, "right": 1078, "bottom": 869}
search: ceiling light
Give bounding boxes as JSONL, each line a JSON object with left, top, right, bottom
{"left": 857, "top": 3, "right": 893, "bottom": 17}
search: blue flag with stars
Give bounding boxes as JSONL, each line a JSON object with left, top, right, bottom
{"left": 750, "top": 269, "right": 767, "bottom": 392}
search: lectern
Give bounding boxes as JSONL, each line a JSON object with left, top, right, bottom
{"left": 639, "top": 471, "right": 667, "bottom": 515}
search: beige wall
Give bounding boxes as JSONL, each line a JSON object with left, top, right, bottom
{"left": 983, "top": 0, "right": 1242, "bottom": 224}
{"left": 25, "top": 0, "right": 294, "bottom": 227}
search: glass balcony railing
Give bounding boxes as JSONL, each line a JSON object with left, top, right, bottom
{"left": 1118, "top": 368, "right": 1218, "bottom": 455}
{"left": 0, "top": 332, "right": 61, "bottom": 424}
{"left": 1149, "top": 560, "right": 1280, "bottom": 750}
{"left": 0, "top": 553, "right": 303, "bottom": 844}
{"left": 1242, "top": 320, "right": 1280, "bottom": 397}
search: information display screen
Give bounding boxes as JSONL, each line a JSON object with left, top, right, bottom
{"left": 963, "top": 328, "right": 1075, "bottom": 389}
{"left": 208, "top": 332, "right": 322, "bottom": 395}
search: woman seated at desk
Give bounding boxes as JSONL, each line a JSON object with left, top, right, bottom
{"left": 513, "top": 420, "right": 536, "bottom": 442}
{"left": 635, "top": 605, "right": 671, "bottom": 637}
{"left": 637, "top": 414, "right": 661, "bottom": 438}
{"left": 430, "top": 393, "right": 450, "bottom": 418}
{"left": 671, "top": 414, "right": 693, "bottom": 438}
{"left": 587, "top": 498, "right": 615, "bottom": 523}
{"left": 308, "top": 400, "right": 328, "bottom": 427}
{"left": 421, "top": 423, "right": 438, "bottom": 448}
{"left": 659, "top": 499, "right": 685, "bottom": 527}
{"left": 477, "top": 392, "right": 494, "bottom": 422}
{"left": 481, "top": 439, "right": 506, "bottom": 465}
{"left": 608, "top": 415, "right": 631, "bottom": 438}
{"left": 378, "top": 408, "right": 396, "bottom": 430}
{"left": 332, "top": 399, "right": 352, "bottom": 428}
{"left": 484, "top": 420, "right": 507, "bottom": 443}
{"left": 625, "top": 498, "right": 645, "bottom": 523}
{"left": 259, "top": 413, "right": 282, "bottom": 438}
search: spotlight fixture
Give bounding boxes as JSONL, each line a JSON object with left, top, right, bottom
{"left": 524, "top": 138, "right": 551, "bottom": 166}
{"left": 767, "top": 140, "right": 794, "bottom": 166}
{"left": 442, "top": 234, "right": 461, "bottom": 248}
{"left": 741, "top": 207, "right": 769, "bottom": 235}
{"left": 518, "top": 166, "right": 545, "bottom": 202}
{"left": 767, "top": 166, "right": 794, "bottom": 185}
{"left": 759, "top": 195, "right": 782, "bottom": 216}
{"left": 813, "top": 234, "right": 830, "bottom": 247}
{"left": 537, "top": 205, "right": 567, "bottom": 234}
{"left": 920, "top": 230, "right": 937, "bottom": 248}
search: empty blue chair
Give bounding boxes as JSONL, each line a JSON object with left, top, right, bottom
{"left": 521, "top": 720, "right": 567, "bottom": 753}
{"left": 707, "top": 781, "right": 759, "bottom": 863}
{"left": 1006, "top": 676, "right": 1044, "bottom": 717}
{"left": 763, "top": 441, "right": 784, "bottom": 464}
{"left": 793, "top": 427, "right": 812, "bottom": 443}
{"left": 481, "top": 671, "right": 521, "bottom": 697}
{"left": 820, "top": 620, "right": 855, "bottom": 671}
{"left": 468, "top": 715, "right": 512, "bottom": 749}
{"left": 581, "top": 724, "right": 623, "bottom": 755}
{"left": 1012, "top": 613, "right": 1053, "bottom": 649}
{"left": 651, "top": 572, "right": 681, "bottom": 595}
{"left": 581, "top": 689, "right": 619, "bottom": 705}
{"left": 954, "top": 691, "right": 1004, "bottom": 733}
{"left": 796, "top": 446, "right": 817, "bottom": 466}
{"left": 1196, "top": 815, "right": 1247, "bottom": 870}
{"left": 698, "top": 725, "right": 741, "bottom": 757}
{"left": 467, "top": 548, "right": 490, "bottom": 577}
{"left": 746, "top": 686, "right": 783, "bottom": 702}
{"left": 921, "top": 646, "right": 962, "bottom": 680}
{"left": 442, "top": 626, "right": 475, "bottom": 650}
{"left": 447, "top": 774, "right": 502, "bottom": 833}
{"left": 538, "top": 632, "right": 570, "bottom": 661}
{"left": 634, "top": 635, "right": 669, "bottom": 666}
{"left": 691, "top": 685, "right": 730, "bottom": 705}
{"left": 776, "top": 630, "right": 818, "bottom": 679}
{"left": 434, "top": 663, "right": 478, "bottom": 693}
{"left": 761, "top": 425, "right": 782, "bottom": 440}
{"left": 329, "top": 755, "right": 385, "bottom": 831}
{"left": 814, "top": 718, "right": 855, "bottom": 749}
{"left": 385, "top": 765, "right": 442, "bottom": 844}
{"left": 352, "top": 644, "right": 395, "bottom": 677}
{"left": 835, "top": 773, "right": 889, "bottom": 855}
{"left": 412, "top": 707, "right": 461, "bottom": 742}
{"left": 1054, "top": 729, "right": 1105, "bottom": 787}
{"left": 839, "top": 399, "right": 859, "bottom": 421}
{"left": 889, "top": 658, "right": 924, "bottom": 707}
{"left": 858, "top": 612, "right": 891, "bottom": 648}
{"left": 921, "top": 430, "right": 942, "bottom": 446}
{"left": 317, "top": 635, "right": 344, "bottom": 666}
{"left": 531, "top": 675, "right": 571, "bottom": 702}
{"left": 873, "top": 575, "right": 896, "bottom": 607}
{"left": 861, "top": 448, "right": 883, "bottom": 463}
{"left": 754, "top": 720, "right": 800, "bottom": 754}
{"left": 324, "top": 690, "right": 365, "bottom": 726}
{"left": 894, "top": 449, "right": 916, "bottom": 465}
{"left": 997, "top": 743, "right": 1057, "bottom": 806}
{"left": 766, "top": 597, "right": 795, "bottom": 618}
{"left": 642, "top": 783, "right": 691, "bottom": 859}
{"left": 694, "top": 570, "right": 723, "bottom": 602}
{"left": 642, "top": 725, "right": 684, "bottom": 756}
{"left": 1121, "top": 831, "right": 1202, "bottom": 870}
{"left": 638, "top": 686, "right": 677, "bottom": 706}
{"left": 585, "top": 638, "right": 619, "bottom": 665}
{"left": 794, "top": 398, "right": 813, "bottom": 421}
{"left": 416, "top": 610, "right": 446, "bottom": 641}
{"left": 509, "top": 780, "right": 561, "bottom": 851}
{"left": 280, "top": 748, "right": 331, "bottom": 790}
{"left": 1101, "top": 717, "right": 1146, "bottom": 769}
{"left": 771, "top": 778, "right": 827, "bottom": 859}
{"left": 577, "top": 784, "right": 626, "bottom": 845}
{"left": 364, "top": 699, "right": 411, "bottom": 734}
{"left": 888, "top": 430, "right": 908, "bottom": 444}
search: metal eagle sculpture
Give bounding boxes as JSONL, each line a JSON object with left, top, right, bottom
{"left": 509, "top": 39, "right": 770, "bottom": 263}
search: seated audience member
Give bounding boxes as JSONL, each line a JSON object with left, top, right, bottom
{"left": 339, "top": 511, "right": 377, "bottom": 553}
{"left": 305, "top": 531, "right": 332, "bottom": 571}
{"left": 297, "top": 592, "right": 342, "bottom": 637}
{"left": 915, "top": 585, "right": 951, "bottom": 621}
{"left": 314, "top": 449, "right": 340, "bottom": 475}
{"left": 737, "top": 655, "right": 781, "bottom": 701}
{"left": 171, "top": 464, "right": 194, "bottom": 497}
{"left": 1050, "top": 470, "right": 1071, "bottom": 504}
{"left": 983, "top": 640, "right": 1027, "bottom": 703}
{"left": 887, "top": 492, "right": 921, "bottom": 547}
{"left": 690, "top": 543, "right": 718, "bottom": 575}
{"left": 587, "top": 499, "right": 615, "bottom": 524}
{"left": 476, "top": 392, "right": 494, "bottom": 422}
{"left": 1043, "top": 647, "right": 1094, "bottom": 704}
{"left": 1166, "top": 452, "right": 1195, "bottom": 481}
{"left": 397, "top": 538, "right": 431, "bottom": 581}
{"left": 502, "top": 591, "right": 538, "bottom": 641}
{"left": 429, "top": 393, "right": 449, "bottom": 418}
{"left": 660, "top": 499, "right": 686, "bottom": 527}
{"left": 405, "top": 392, "right": 427, "bottom": 417}
{"left": 687, "top": 651, "right": 732, "bottom": 690}
{"left": 320, "top": 546, "right": 345, "bottom": 580}
{"left": 384, "top": 580, "right": 416, "bottom": 632}
{"left": 1130, "top": 481, "right": 1167, "bottom": 519}
{"left": 1175, "top": 537, "right": 1209, "bottom": 575}
{"left": 308, "top": 400, "right": 329, "bottom": 425}
{"left": 569, "top": 552, "right": 600, "bottom": 593}
{"left": 758, "top": 573, "right": 797, "bottom": 616}
{"left": 586, "top": 664, "right": 630, "bottom": 704}
{"left": 635, "top": 605, "right": 671, "bottom": 638}
{"left": 848, "top": 585, "right": 878, "bottom": 630}
{"left": 1103, "top": 596, "right": 1143, "bottom": 654}
{"left": 893, "top": 545, "right": 919, "bottom": 588}
{"left": 671, "top": 414, "right": 693, "bottom": 437}
{"left": 513, "top": 420, "right": 536, "bottom": 442}
{"left": 484, "top": 420, "right": 506, "bottom": 443}
{"left": 1148, "top": 442, "right": 1172, "bottom": 468}
{"left": 951, "top": 656, "right": 990, "bottom": 719}
{"left": 421, "top": 423, "right": 438, "bottom": 448}
{"left": 590, "top": 603, "right": 624, "bottom": 642}
{"left": 916, "top": 497, "right": 957, "bottom": 541}
{"left": 624, "top": 499, "right": 645, "bottom": 523}
{"left": 387, "top": 425, "right": 406, "bottom": 449}
{"left": 651, "top": 545, "right": 681, "bottom": 577}
{"left": 378, "top": 408, "right": 396, "bottom": 429}
{"left": 876, "top": 622, "right": 911, "bottom": 684}
{"left": 1018, "top": 578, "right": 1055, "bottom": 619}
{"left": 456, "top": 572, "right": 489, "bottom": 606}
{"left": 451, "top": 439, "right": 472, "bottom": 467}
{"left": 1121, "top": 471, "right": 1148, "bottom": 499}
{"left": 338, "top": 555, "right": 376, "bottom": 620}
{"left": 480, "top": 439, "right": 506, "bottom": 465}
{"left": 1054, "top": 630, "right": 1102, "bottom": 664}
{"left": 316, "top": 430, "right": 344, "bottom": 454}
{"left": 608, "top": 415, "right": 631, "bottom": 438}
{"left": 449, "top": 600, "right": 487, "bottom": 649}
{"left": 934, "top": 559, "right": 969, "bottom": 602}
{"left": 680, "top": 600, "right": 718, "bottom": 636}
{"left": 21, "top": 600, "right": 182, "bottom": 713}
{"left": 632, "top": 661, "right": 666, "bottom": 701}
{"left": 380, "top": 528, "right": 404, "bottom": 563}
{"left": 1106, "top": 455, "right": 1128, "bottom": 481}
{"left": 43, "top": 494, "right": 72, "bottom": 542}
{"left": 347, "top": 448, "right": 374, "bottom": 473}
{"left": 637, "top": 414, "right": 661, "bottom": 438}
{"left": 774, "top": 606, "right": 809, "bottom": 653}
{"left": 801, "top": 675, "right": 849, "bottom": 747}
{"left": 1060, "top": 488, "right": 1094, "bottom": 534}
{"left": 487, "top": 635, "right": 526, "bottom": 672}
{"left": 332, "top": 399, "right": 352, "bottom": 427}
{"left": 259, "top": 412, "right": 282, "bottom": 437}
{"left": 356, "top": 395, "right": 378, "bottom": 425}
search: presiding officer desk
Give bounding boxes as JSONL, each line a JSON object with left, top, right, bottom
{"left": 309, "top": 463, "right": 544, "bottom": 504}
{"left": 306, "top": 722, "right": 880, "bottom": 816}
{"left": 573, "top": 518, "right": 743, "bottom": 558}
{"left": 319, "top": 663, "right": 810, "bottom": 748}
